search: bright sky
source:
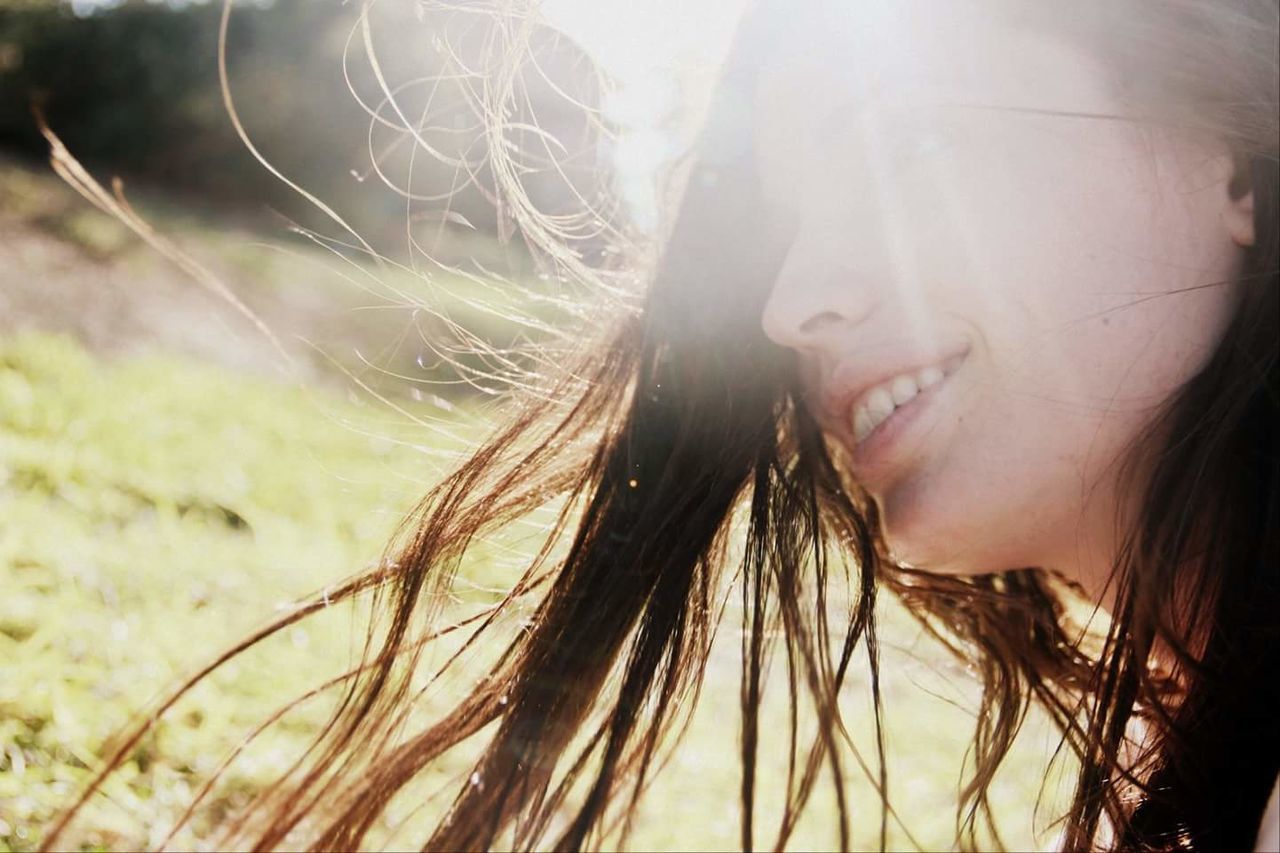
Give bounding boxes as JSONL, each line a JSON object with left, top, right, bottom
{"left": 542, "top": 0, "right": 745, "bottom": 85}
{"left": 541, "top": 0, "right": 749, "bottom": 229}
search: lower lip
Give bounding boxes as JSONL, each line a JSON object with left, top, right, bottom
{"left": 848, "top": 362, "right": 963, "bottom": 474}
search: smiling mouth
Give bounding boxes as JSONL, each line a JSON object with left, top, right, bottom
{"left": 849, "top": 350, "right": 968, "bottom": 449}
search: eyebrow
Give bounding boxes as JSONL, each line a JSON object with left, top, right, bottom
{"left": 814, "top": 99, "right": 1141, "bottom": 152}
{"left": 929, "top": 102, "right": 1140, "bottom": 123}
{"left": 943, "top": 101, "right": 1169, "bottom": 146}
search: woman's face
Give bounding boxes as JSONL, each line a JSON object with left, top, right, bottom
{"left": 755, "top": 1, "right": 1254, "bottom": 592}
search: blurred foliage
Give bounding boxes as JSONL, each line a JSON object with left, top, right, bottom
{"left": 0, "top": 0, "right": 600, "bottom": 260}
{"left": 2, "top": 1, "right": 373, "bottom": 235}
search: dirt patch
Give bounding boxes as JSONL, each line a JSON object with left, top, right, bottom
{"left": 0, "top": 211, "right": 291, "bottom": 375}
{"left": 0, "top": 156, "right": 457, "bottom": 392}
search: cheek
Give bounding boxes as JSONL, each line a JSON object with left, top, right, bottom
{"left": 875, "top": 129, "right": 1240, "bottom": 574}
{"left": 980, "top": 129, "right": 1241, "bottom": 416}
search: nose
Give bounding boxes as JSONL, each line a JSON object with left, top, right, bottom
{"left": 760, "top": 231, "right": 880, "bottom": 352}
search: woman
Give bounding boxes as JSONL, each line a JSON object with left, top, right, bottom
{"left": 47, "top": 0, "right": 1278, "bottom": 850}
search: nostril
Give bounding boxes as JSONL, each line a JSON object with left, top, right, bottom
{"left": 797, "top": 310, "right": 846, "bottom": 335}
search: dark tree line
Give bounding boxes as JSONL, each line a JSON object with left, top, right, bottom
{"left": 0, "top": 0, "right": 608, "bottom": 258}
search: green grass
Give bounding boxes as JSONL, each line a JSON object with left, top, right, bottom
{"left": 0, "top": 332, "right": 1072, "bottom": 851}
{"left": 0, "top": 332, "right": 478, "bottom": 850}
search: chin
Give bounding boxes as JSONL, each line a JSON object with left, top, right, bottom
{"left": 875, "top": 489, "right": 1010, "bottom": 575}
{"left": 883, "top": 533, "right": 976, "bottom": 574}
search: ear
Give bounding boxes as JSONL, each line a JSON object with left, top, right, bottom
{"left": 1224, "top": 155, "right": 1256, "bottom": 248}
{"left": 1225, "top": 190, "right": 1255, "bottom": 248}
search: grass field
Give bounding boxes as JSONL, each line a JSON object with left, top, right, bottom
{"left": 0, "top": 160, "right": 1073, "bottom": 851}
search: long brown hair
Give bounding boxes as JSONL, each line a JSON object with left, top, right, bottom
{"left": 44, "top": 0, "right": 1278, "bottom": 850}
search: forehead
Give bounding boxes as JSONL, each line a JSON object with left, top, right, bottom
{"left": 753, "top": 1, "right": 1116, "bottom": 193}
{"left": 762, "top": 3, "right": 1021, "bottom": 99}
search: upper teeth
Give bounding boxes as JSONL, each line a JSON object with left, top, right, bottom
{"left": 851, "top": 364, "right": 948, "bottom": 445}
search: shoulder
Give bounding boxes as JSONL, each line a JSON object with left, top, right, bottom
{"left": 1257, "top": 773, "right": 1280, "bottom": 852}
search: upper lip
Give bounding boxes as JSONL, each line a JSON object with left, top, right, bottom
{"left": 816, "top": 345, "right": 971, "bottom": 433}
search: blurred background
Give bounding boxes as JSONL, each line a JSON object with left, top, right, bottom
{"left": 0, "top": 1, "right": 1068, "bottom": 849}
